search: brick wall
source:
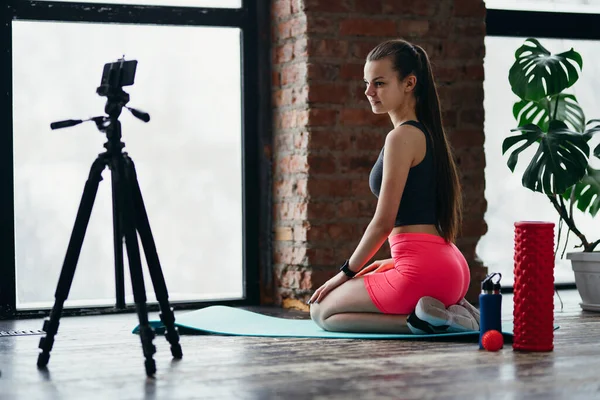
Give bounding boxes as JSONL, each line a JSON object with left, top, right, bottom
{"left": 269, "top": 0, "right": 488, "bottom": 310}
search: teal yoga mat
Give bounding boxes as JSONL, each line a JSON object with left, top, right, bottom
{"left": 132, "top": 305, "right": 517, "bottom": 341}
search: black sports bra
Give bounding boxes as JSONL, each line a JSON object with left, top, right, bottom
{"left": 368, "top": 120, "right": 436, "bottom": 226}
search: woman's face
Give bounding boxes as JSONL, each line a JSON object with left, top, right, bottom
{"left": 363, "top": 57, "right": 415, "bottom": 115}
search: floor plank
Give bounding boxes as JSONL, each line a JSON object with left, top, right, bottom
{"left": 0, "top": 289, "right": 597, "bottom": 400}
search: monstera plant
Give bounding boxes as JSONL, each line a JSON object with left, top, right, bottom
{"left": 502, "top": 38, "right": 600, "bottom": 309}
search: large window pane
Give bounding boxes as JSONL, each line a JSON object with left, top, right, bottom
{"left": 13, "top": 20, "right": 243, "bottom": 309}
{"left": 32, "top": 0, "right": 241, "bottom": 8}
{"left": 479, "top": 36, "right": 600, "bottom": 286}
{"left": 485, "top": 0, "right": 600, "bottom": 13}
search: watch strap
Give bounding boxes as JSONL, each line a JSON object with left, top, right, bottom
{"left": 339, "top": 259, "right": 356, "bottom": 278}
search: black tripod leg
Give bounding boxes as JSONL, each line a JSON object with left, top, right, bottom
{"left": 123, "top": 156, "right": 182, "bottom": 359}
{"left": 111, "top": 168, "right": 126, "bottom": 309}
{"left": 37, "top": 157, "right": 106, "bottom": 368}
{"left": 117, "top": 159, "right": 157, "bottom": 377}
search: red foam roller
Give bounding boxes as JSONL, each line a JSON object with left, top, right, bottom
{"left": 513, "top": 221, "right": 555, "bottom": 352}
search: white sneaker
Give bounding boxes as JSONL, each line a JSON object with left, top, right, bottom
{"left": 408, "top": 296, "right": 479, "bottom": 334}
{"left": 458, "top": 297, "right": 480, "bottom": 325}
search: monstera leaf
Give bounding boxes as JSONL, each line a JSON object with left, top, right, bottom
{"left": 513, "top": 94, "right": 585, "bottom": 133}
{"left": 509, "top": 38, "right": 583, "bottom": 102}
{"left": 583, "top": 119, "right": 600, "bottom": 159}
{"left": 583, "top": 119, "right": 600, "bottom": 140}
{"left": 589, "top": 120, "right": 600, "bottom": 160}
{"left": 502, "top": 120, "right": 589, "bottom": 195}
{"left": 564, "top": 167, "right": 600, "bottom": 217}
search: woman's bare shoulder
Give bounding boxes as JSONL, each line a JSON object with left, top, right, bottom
{"left": 385, "top": 123, "right": 426, "bottom": 149}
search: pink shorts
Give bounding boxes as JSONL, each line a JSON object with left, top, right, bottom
{"left": 363, "top": 233, "right": 470, "bottom": 315}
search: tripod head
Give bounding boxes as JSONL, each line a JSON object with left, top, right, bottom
{"left": 50, "top": 57, "right": 150, "bottom": 137}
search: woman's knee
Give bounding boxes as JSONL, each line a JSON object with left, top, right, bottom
{"left": 311, "top": 302, "right": 336, "bottom": 330}
{"left": 310, "top": 303, "right": 338, "bottom": 331}
{"left": 310, "top": 302, "right": 324, "bottom": 327}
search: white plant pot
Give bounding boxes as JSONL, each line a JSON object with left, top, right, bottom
{"left": 567, "top": 251, "right": 600, "bottom": 312}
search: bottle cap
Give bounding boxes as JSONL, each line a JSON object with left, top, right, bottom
{"left": 481, "top": 272, "right": 502, "bottom": 293}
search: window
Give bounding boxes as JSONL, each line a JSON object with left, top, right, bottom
{"left": 485, "top": 0, "right": 600, "bottom": 14}
{"left": 482, "top": 8, "right": 600, "bottom": 287}
{"left": 34, "top": 0, "right": 241, "bottom": 6}
{"left": 1, "top": 1, "right": 267, "bottom": 316}
{"left": 479, "top": 36, "right": 600, "bottom": 286}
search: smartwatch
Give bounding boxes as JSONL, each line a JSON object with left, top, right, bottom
{"left": 339, "top": 259, "right": 356, "bottom": 278}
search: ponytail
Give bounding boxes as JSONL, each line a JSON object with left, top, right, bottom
{"left": 367, "top": 40, "right": 463, "bottom": 243}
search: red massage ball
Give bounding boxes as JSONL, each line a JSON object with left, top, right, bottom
{"left": 482, "top": 330, "right": 504, "bottom": 351}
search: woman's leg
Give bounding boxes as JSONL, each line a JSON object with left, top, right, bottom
{"left": 309, "top": 277, "right": 411, "bottom": 334}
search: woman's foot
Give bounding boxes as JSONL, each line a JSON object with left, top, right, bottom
{"left": 407, "top": 296, "right": 479, "bottom": 334}
{"left": 458, "top": 297, "right": 480, "bottom": 325}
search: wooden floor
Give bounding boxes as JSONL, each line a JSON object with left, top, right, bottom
{"left": 0, "top": 289, "right": 598, "bottom": 399}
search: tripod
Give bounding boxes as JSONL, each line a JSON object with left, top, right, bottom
{"left": 36, "top": 88, "right": 182, "bottom": 377}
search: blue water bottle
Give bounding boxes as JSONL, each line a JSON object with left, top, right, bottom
{"left": 479, "top": 273, "right": 502, "bottom": 349}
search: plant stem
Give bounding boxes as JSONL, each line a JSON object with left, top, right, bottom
{"left": 564, "top": 188, "right": 575, "bottom": 256}
{"left": 562, "top": 225, "right": 571, "bottom": 258}
{"left": 553, "top": 95, "right": 559, "bottom": 120}
{"left": 555, "top": 217, "right": 562, "bottom": 258}
{"left": 547, "top": 194, "right": 592, "bottom": 251}
{"left": 559, "top": 196, "right": 571, "bottom": 258}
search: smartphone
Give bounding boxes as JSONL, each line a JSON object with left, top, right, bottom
{"left": 99, "top": 58, "right": 137, "bottom": 90}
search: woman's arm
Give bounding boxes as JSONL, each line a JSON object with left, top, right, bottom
{"left": 346, "top": 125, "right": 421, "bottom": 274}
{"left": 308, "top": 125, "right": 424, "bottom": 305}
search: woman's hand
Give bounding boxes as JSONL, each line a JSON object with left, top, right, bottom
{"left": 367, "top": 258, "right": 394, "bottom": 270}
{"left": 354, "top": 258, "right": 394, "bottom": 277}
{"left": 307, "top": 272, "right": 350, "bottom": 305}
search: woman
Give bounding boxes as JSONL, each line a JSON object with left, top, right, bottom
{"left": 308, "top": 39, "right": 480, "bottom": 334}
